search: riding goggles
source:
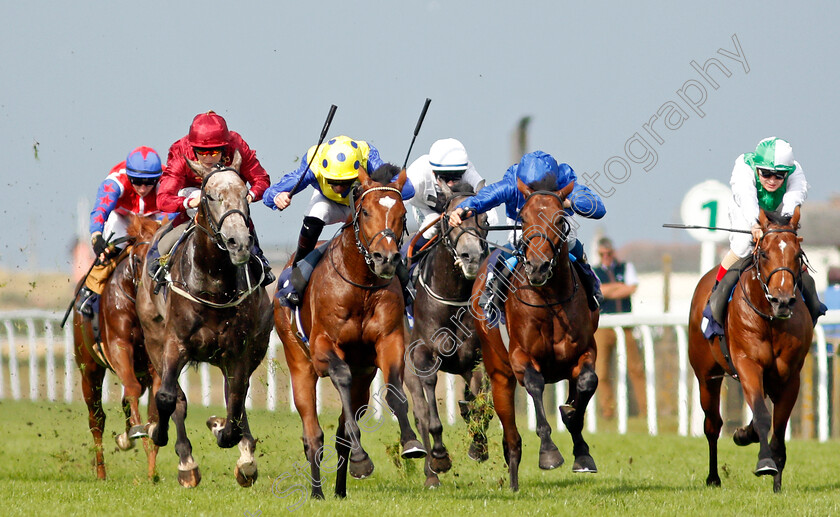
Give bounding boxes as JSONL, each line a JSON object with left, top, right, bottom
{"left": 194, "top": 147, "right": 224, "bottom": 157}
{"left": 327, "top": 178, "right": 356, "bottom": 188}
{"left": 757, "top": 168, "right": 788, "bottom": 181}
{"left": 434, "top": 170, "right": 466, "bottom": 183}
{"left": 129, "top": 176, "right": 159, "bottom": 186}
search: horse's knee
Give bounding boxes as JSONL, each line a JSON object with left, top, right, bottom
{"left": 155, "top": 390, "right": 176, "bottom": 416}
{"left": 577, "top": 368, "right": 598, "bottom": 395}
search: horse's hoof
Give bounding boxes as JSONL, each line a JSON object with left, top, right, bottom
{"left": 706, "top": 475, "right": 721, "bottom": 487}
{"left": 430, "top": 452, "right": 452, "bottom": 473}
{"left": 468, "top": 441, "right": 489, "bottom": 463}
{"left": 349, "top": 455, "right": 375, "bottom": 479}
{"left": 539, "top": 448, "right": 565, "bottom": 470}
{"left": 733, "top": 426, "right": 758, "bottom": 446}
{"left": 572, "top": 455, "right": 598, "bottom": 473}
{"left": 401, "top": 439, "right": 427, "bottom": 459}
{"left": 754, "top": 458, "right": 778, "bottom": 477}
{"left": 115, "top": 432, "right": 135, "bottom": 451}
{"left": 178, "top": 466, "right": 201, "bottom": 488}
{"left": 128, "top": 424, "right": 148, "bottom": 439}
{"left": 425, "top": 475, "right": 441, "bottom": 488}
{"left": 235, "top": 461, "right": 258, "bottom": 488}
{"left": 206, "top": 416, "right": 225, "bottom": 437}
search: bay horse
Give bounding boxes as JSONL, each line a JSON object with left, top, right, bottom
{"left": 73, "top": 214, "right": 161, "bottom": 480}
{"left": 274, "top": 164, "right": 426, "bottom": 500}
{"left": 472, "top": 179, "right": 599, "bottom": 491}
{"left": 136, "top": 151, "right": 273, "bottom": 487}
{"left": 688, "top": 207, "right": 812, "bottom": 492}
{"left": 403, "top": 182, "right": 493, "bottom": 488}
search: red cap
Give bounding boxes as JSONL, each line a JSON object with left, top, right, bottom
{"left": 188, "top": 111, "right": 230, "bottom": 148}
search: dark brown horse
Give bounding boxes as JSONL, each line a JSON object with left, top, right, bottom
{"left": 403, "top": 184, "right": 492, "bottom": 488}
{"left": 472, "top": 179, "right": 599, "bottom": 491}
{"left": 688, "top": 207, "right": 812, "bottom": 492}
{"left": 137, "top": 151, "right": 273, "bottom": 487}
{"left": 275, "top": 165, "right": 426, "bottom": 500}
{"left": 73, "top": 214, "right": 161, "bottom": 480}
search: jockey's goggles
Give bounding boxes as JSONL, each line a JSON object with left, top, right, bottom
{"left": 194, "top": 147, "right": 224, "bottom": 157}
{"left": 129, "top": 176, "right": 159, "bottom": 186}
{"left": 326, "top": 178, "right": 356, "bottom": 188}
{"left": 757, "top": 168, "right": 788, "bottom": 181}
{"left": 434, "top": 170, "right": 466, "bottom": 183}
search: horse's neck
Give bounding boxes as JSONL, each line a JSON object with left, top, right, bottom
{"left": 546, "top": 248, "right": 575, "bottom": 295}
{"left": 335, "top": 227, "right": 378, "bottom": 284}
{"left": 181, "top": 220, "right": 238, "bottom": 291}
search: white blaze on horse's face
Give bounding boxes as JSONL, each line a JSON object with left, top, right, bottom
{"left": 379, "top": 197, "right": 397, "bottom": 244}
{"left": 204, "top": 170, "right": 252, "bottom": 266}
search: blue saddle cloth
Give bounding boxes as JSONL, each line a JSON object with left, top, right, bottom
{"left": 274, "top": 241, "right": 331, "bottom": 308}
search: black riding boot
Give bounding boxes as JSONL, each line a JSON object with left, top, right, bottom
{"left": 287, "top": 217, "right": 325, "bottom": 306}
{"left": 703, "top": 266, "right": 742, "bottom": 339}
{"left": 801, "top": 270, "right": 828, "bottom": 325}
{"left": 75, "top": 286, "right": 98, "bottom": 319}
{"left": 574, "top": 259, "right": 603, "bottom": 311}
{"left": 395, "top": 260, "right": 415, "bottom": 307}
{"left": 479, "top": 260, "right": 515, "bottom": 325}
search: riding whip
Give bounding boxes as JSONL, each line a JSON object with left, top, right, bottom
{"left": 662, "top": 223, "right": 751, "bottom": 234}
{"left": 288, "top": 104, "right": 338, "bottom": 199}
{"left": 402, "top": 98, "right": 432, "bottom": 170}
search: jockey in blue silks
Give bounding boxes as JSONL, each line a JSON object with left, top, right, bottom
{"left": 449, "top": 150, "right": 606, "bottom": 312}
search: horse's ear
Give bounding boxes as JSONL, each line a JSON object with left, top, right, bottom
{"left": 394, "top": 168, "right": 408, "bottom": 191}
{"left": 558, "top": 181, "right": 574, "bottom": 200}
{"left": 357, "top": 163, "right": 372, "bottom": 186}
{"left": 230, "top": 149, "right": 242, "bottom": 171}
{"left": 790, "top": 205, "right": 801, "bottom": 228}
{"left": 185, "top": 155, "right": 208, "bottom": 178}
{"left": 758, "top": 208, "right": 769, "bottom": 228}
{"left": 436, "top": 175, "right": 453, "bottom": 199}
{"left": 517, "top": 178, "right": 533, "bottom": 198}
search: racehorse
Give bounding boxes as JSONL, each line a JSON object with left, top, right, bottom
{"left": 472, "top": 179, "right": 599, "bottom": 491}
{"left": 688, "top": 207, "right": 812, "bottom": 492}
{"left": 274, "top": 164, "right": 426, "bottom": 500}
{"left": 136, "top": 151, "right": 273, "bottom": 487}
{"left": 403, "top": 182, "right": 493, "bottom": 488}
{"left": 73, "top": 215, "right": 161, "bottom": 480}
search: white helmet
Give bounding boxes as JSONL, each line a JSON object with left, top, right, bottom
{"left": 428, "top": 138, "right": 469, "bottom": 172}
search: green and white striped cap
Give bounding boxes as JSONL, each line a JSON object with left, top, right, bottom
{"left": 745, "top": 137, "right": 796, "bottom": 173}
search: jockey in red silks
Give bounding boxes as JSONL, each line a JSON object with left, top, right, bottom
{"left": 148, "top": 111, "right": 275, "bottom": 289}
{"left": 76, "top": 146, "right": 172, "bottom": 317}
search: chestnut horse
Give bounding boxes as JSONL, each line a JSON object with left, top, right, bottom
{"left": 472, "top": 179, "right": 599, "bottom": 491}
{"left": 274, "top": 165, "right": 426, "bottom": 500}
{"left": 73, "top": 214, "right": 161, "bottom": 480}
{"left": 403, "top": 185, "right": 492, "bottom": 488}
{"left": 688, "top": 207, "right": 812, "bottom": 492}
{"left": 137, "top": 151, "right": 273, "bottom": 487}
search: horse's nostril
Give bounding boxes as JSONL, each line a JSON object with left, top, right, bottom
{"left": 392, "top": 253, "right": 402, "bottom": 264}
{"left": 372, "top": 252, "right": 383, "bottom": 262}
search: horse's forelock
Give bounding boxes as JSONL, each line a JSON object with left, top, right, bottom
{"left": 126, "top": 214, "right": 160, "bottom": 241}
{"left": 763, "top": 210, "right": 793, "bottom": 228}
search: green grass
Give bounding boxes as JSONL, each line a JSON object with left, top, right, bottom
{"left": 2, "top": 400, "right": 840, "bottom": 516}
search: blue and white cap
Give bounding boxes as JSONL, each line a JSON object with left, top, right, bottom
{"left": 429, "top": 138, "right": 469, "bottom": 172}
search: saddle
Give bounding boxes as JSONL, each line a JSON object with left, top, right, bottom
{"left": 275, "top": 241, "right": 331, "bottom": 308}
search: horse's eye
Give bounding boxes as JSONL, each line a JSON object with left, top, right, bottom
{"left": 361, "top": 208, "right": 369, "bottom": 217}
{"left": 759, "top": 250, "right": 768, "bottom": 259}
{"left": 205, "top": 194, "right": 215, "bottom": 202}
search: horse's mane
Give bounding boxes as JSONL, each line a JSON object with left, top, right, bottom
{"left": 763, "top": 209, "right": 793, "bottom": 227}
{"left": 127, "top": 214, "right": 162, "bottom": 242}
{"left": 369, "top": 163, "right": 401, "bottom": 185}
{"left": 449, "top": 182, "right": 475, "bottom": 195}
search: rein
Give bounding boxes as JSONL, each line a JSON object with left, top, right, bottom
{"left": 738, "top": 227, "right": 803, "bottom": 321}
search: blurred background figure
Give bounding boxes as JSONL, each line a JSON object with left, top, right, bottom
{"left": 593, "top": 236, "right": 646, "bottom": 420}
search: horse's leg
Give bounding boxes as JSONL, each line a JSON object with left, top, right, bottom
{"left": 375, "top": 338, "right": 426, "bottom": 459}
{"left": 233, "top": 408, "right": 258, "bottom": 488}
{"left": 172, "top": 383, "right": 201, "bottom": 487}
{"left": 768, "top": 376, "right": 800, "bottom": 492}
{"left": 150, "top": 337, "right": 184, "bottom": 448}
{"left": 464, "top": 368, "right": 491, "bottom": 463}
{"left": 286, "top": 351, "right": 325, "bottom": 501}
{"left": 523, "top": 364, "right": 564, "bottom": 470}
{"left": 737, "top": 362, "right": 778, "bottom": 477}
{"left": 699, "top": 374, "right": 724, "bottom": 486}
{"left": 490, "top": 369, "right": 521, "bottom": 491}
{"left": 143, "top": 370, "right": 161, "bottom": 481}
{"left": 111, "top": 344, "right": 143, "bottom": 451}
{"left": 347, "top": 370, "right": 376, "bottom": 480}
{"left": 404, "top": 365, "right": 438, "bottom": 487}
{"left": 559, "top": 356, "right": 598, "bottom": 473}
{"left": 78, "top": 358, "right": 107, "bottom": 480}
{"left": 207, "top": 361, "right": 247, "bottom": 449}
{"left": 421, "top": 367, "right": 451, "bottom": 475}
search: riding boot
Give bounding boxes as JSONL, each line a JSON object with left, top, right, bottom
{"left": 147, "top": 220, "right": 174, "bottom": 294}
{"left": 287, "top": 217, "right": 326, "bottom": 306}
{"left": 575, "top": 259, "right": 603, "bottom": 311}
{"left": 702, "top": 268, "right": 741, "bottom": 339}
{"left": 396, "top": 260, "right": 415, "bottom": 307}
{"left": 251, "top": 243, "right": 275, "bottom": 287}
{"left": 800, "top": 270, "right": 828, "bottom": 326}
{"left": 75, "top": 286, "right": 98, "bottom": 319}
{"left": 480, "top": 258, "right": 515, "bottom": 324}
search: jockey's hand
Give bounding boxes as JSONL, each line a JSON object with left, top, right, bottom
{"left": 187, "top": 195, "right": 201, "bottom": 209}
{"left": 246, "top": 193, "right": 253, "bottom": 203}
{"left": 750, "top": 223, "right": 763, "bottom": 242}
{"left": 563, "top": 198, "right": 572, "bottom": 209}
{"left": 449, "top": 207, "right": 465, "bottom": 227}
{"left": 274, "top": 192, "right": 292, "bottom": 210}
{"left": 91, "top": 233, "right": 107, "bottom": 258}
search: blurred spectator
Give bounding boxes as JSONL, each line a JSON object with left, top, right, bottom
{"left": 593, "top": 237, "right": 647, "bottom": 419}
{"left": 823, "top": 267, "right": 840, "bottom": 351}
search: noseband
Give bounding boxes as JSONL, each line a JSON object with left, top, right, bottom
{"left": 752, "top": 227, "right": 803, "bottom": 305}
{"left": 440, "top": 196, "right": 488, "bottom": 264}
{"left": 197, "top": 166, "right": 252, "bottom": 250}
{"left": 514, "top": 190, "right": 571, "bottom": 279}
{"left": 347, "top": 186, "right": 406, "bottom": 270}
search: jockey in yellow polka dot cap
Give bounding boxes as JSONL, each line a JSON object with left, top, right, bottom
{"left": 265, "top": 135, "right": 415, "bottom": 305}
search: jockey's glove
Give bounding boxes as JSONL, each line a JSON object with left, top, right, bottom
{"left": 92, "top": 234, "right": 107, "bottom": 257}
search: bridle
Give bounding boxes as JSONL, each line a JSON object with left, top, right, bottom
{"left": 195, "top": 166, "right": 252, "bottom": 251}
{"left": 346, "top": 185, "right": 407, "bottom": 271}
{"left": 740, "top": 227, "right": 804, "bottom": 320}
{"left": 513, "top": 190, "right": 571, "bottom": 281}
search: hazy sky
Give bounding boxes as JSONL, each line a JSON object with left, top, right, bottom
{"left": 3, "top": 1, "right": 839, "bottom": 271}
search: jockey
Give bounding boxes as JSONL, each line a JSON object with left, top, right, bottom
{"left": 264, "top": 135, "right": 415, "bottom": 306}
{"left": 702, "top": 137, "right": 826, "bottom": 338}
{"left": 406, "top": 138, "right": 497, "bottom": 249}
{"left": 76, "top": 146, "right": 170, "bottom": 317}
{"left": 148, "top": 111, "right": 274, "bottom": 289}
{"left": 449, "top": 150, "right": 606, "bottom": 312}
